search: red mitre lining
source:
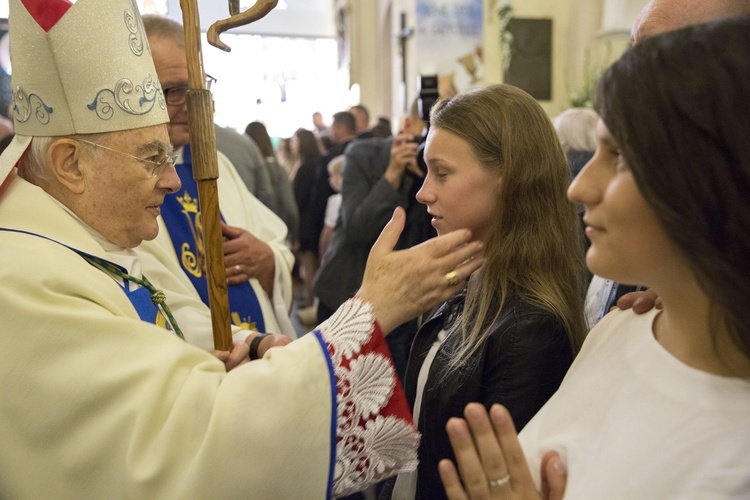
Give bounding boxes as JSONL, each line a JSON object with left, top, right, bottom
{"left": 20, "top": 0, "right": 73, "bottom": 33}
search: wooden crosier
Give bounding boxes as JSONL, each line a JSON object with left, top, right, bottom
{"left": 177, "top": 0, "right": 279, "bottom": 350}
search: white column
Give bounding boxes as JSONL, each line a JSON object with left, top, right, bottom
{"left": 349, "top": 0, "right": 394, "bottom": 123}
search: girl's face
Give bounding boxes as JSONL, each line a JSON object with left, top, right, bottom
{"left": 417, "top": 127, "right": 501, "bottom": 244}
{"left": 568, "top": 119, "right": 685, "bottom": 287}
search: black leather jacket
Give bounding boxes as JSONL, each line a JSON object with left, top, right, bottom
{"left": 402, "top": 291, "right": 573, "bottom": 500}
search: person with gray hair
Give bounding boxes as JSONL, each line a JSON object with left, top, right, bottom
{"left": 143, "top": 0, "right": 278, "bottom": 213}
{"left": 552, "top": 107, "right": 598, "bottom": 179}
{"left": 630, "top": 0, "right": 750, "bottom": 44}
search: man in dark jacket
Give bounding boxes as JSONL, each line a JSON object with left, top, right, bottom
{"left": 306, "top": 111, "right": 358, "bottom": 273}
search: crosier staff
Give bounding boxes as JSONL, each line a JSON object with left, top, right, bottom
{"left": 177, "top": 0, "right": 278, "bottom": 351}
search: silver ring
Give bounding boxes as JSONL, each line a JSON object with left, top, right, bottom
{"left": 488, "top": 474, "right": 510, "bottom": 488}
{"left": 235, "top": 265, "right": 241, "bottom": 275}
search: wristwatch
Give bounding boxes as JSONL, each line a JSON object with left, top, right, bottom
{"left": 249, "top": 333, "right": 272, "bottom": 360}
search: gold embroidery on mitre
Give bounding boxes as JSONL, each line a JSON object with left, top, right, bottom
{"left": 176, "top": 191, "right": 205, "bottom": 278}
{"left": 231, "top": 311, "right": 258, "bottom": 332}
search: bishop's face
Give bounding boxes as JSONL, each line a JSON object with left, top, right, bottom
{"left": 148, "top": 36, "right": 191, "bottom": 150}
{"left": 77, "top": 125, "right": 180, "bottom": 248}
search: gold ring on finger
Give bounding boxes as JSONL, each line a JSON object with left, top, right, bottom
{"left": 444, "top": 270, "right": 459, "bottom": 287}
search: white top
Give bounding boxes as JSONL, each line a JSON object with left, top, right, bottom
{"left": 519, "top": 308, "right": 750, "bottom": 499}
{"left": 392, "top": 329, "right": 447, "bottom": 500}
{"left": 324, "top": 193, "right": 342, "bottom": 229}
{"left": 584, "top": 275, "right": 613, "bottom": 329}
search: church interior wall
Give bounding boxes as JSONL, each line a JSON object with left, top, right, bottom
{"left": 349, "top": 0, "right": 647, "bottom": 127}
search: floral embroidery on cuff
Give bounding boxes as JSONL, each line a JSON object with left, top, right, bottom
{"left": 318, "top": 298, "right": 419, "bottom": 497}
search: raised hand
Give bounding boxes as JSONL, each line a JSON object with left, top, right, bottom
{"left": 357, "top": 207, "right": 484, "bottom": 334}
{"left": 384, "top": 133, "right": 422, "bottom": 189}
{"left": 439, "top": 403, "right": 567, "bottom": 500}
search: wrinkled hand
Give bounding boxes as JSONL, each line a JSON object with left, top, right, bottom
{"left": 439, "top": 403, "right": 567, "bottom": 500}
{"left": 384, "top": 133, "right": 422, "bottom": 189}
{"left": 245, "top": 332, "right": 292, "bottom": 359}
{"left": 357, "top": 207, "right": 484, "bottom": 334}
{"left": 222, "top": 222, "right": 275, "bottom": 296}
{"left": 615, "top": 289, "right": 661, "bottom": 314}
{"left": 211, "top": 341, "right": 250, "bottom": 372}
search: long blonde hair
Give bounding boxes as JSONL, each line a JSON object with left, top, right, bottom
{"left": 431, "top": 84, "right": 588, "bottom": 372}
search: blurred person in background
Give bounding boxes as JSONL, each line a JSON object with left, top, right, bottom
{"left": 292, "top": 127, "right": 324, "bottom": 311}
{"left": 276, "top": 137, "right": 295, "bottom": 177}
{"left": 552, "top": 108, "right": 598, "bottom": 179}
{"left": 214, "top": 124, "right": 278, "bottom": 215}
{"left": 245, "top": 121, "right": 300, "bottom": 246}
{"left": 372, "top": 116, "right": 394, "bottom": 139}
{"left": 349, "top": 104, "right": 373, "bottom": 139}
{"left": 318, "top": 154, "right": 345, "bottom": 263}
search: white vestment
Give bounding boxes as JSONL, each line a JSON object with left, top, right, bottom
{"left": 0, "top": 172, "right": 417, "bottom": 498}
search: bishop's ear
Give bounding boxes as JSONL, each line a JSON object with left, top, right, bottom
{"left": 46, "top": 138, "right": 87, "bottom": 194}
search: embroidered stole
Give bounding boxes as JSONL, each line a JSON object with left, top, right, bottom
{"left": 160, "top": 145, "right": 265, "bottom": 332}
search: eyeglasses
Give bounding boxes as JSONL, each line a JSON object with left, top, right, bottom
{"left": 76, "top": 139, "right": 178, "bottom": 178}
{"left": 163, "top": 74, "right": 217, "bottom": 107}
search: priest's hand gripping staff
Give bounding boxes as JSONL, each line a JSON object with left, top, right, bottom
{"left": 178, "top": 0, "right": 279, "bottom": 351}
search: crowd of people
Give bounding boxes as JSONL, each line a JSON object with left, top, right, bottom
{"left": 1, "top": 0, "right": 749, "bottom": 498}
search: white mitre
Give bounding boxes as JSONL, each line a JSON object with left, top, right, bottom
{"left": 0, "top": 0, "right": 169, "bottom": 184}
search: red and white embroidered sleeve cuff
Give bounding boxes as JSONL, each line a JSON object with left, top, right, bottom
{"left": 317, "top": 297, "right": 419, "bottom": 497}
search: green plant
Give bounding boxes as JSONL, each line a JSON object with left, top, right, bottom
{"left": 568, "top": 42, "right": 612, "bottom": 109}
{"left": 496, "top": 1, "right": 514, "bottom": 71}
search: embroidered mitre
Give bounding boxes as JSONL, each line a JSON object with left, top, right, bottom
{"left": 0, "top": 0, "right": 168, "bottom": 182}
